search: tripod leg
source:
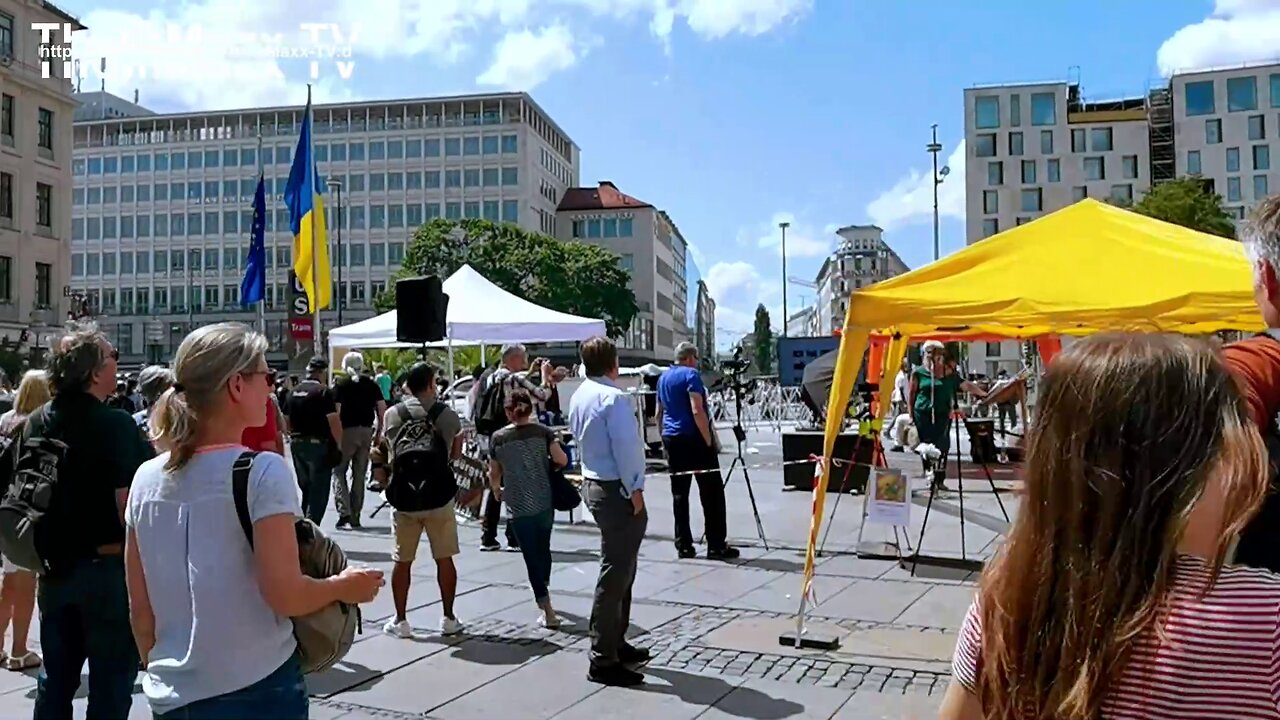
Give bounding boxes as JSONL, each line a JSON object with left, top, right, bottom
{"left": 954, "top": 419, "right": 967, "bottom": 561}
{"left": 818, "top": 438, "right": 862, "bottom": 556}
{"left": 911, "top": 473, "right": 938, "bottom": 576}
{"left": 976, "top": 457, "right": 1011, "bottom": 523}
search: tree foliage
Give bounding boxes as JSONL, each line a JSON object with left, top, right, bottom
{"left": 379, "top": 219, "right": 638, "bottom": 339}
{"left": 1117, "top": 177, "right": 1236, "bottom": 238}
{"left": 753, "top": 304, "right": 774, "bottom": 375}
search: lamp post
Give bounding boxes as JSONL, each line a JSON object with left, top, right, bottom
{"left": 326, "top": 178, "right": 344, "bottom": 326}
{"left": 779, "top": 221, "right": 789, "bottom": 336}
{"left": 926, "top": 124, "right": 950, "bottom": 262}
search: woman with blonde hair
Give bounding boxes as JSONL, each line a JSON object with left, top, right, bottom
{"left": 0, "top": 369, "right": 50, "bottom": 671}
{"left": 124, "top": 323, "right": 383, "bottom": 718}
{"left": 940, "top": 334, "right": 1280, "bottom": 720}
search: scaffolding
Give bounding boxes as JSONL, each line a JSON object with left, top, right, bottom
{"left": 1147, "top": 82, "right": 1176, "bottom": 186}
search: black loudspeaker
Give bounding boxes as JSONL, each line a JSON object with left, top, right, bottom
{"left": 396, "top": 276, "right": 448, "bottom": 343}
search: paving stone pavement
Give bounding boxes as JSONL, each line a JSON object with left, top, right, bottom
{"left": 0, "top": 426, "right": 999, "bottom": 718}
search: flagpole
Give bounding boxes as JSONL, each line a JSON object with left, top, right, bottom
{"left": 307, "top": 84, "right": 321, "bottom": 357}
{"left": 256, "top": 130, "right": 266, "bottom": 335}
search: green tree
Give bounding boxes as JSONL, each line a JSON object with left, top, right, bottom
{"left": 379, "top": 219, "right": 638, "bottom": 339}
{"left": 753, "top": 304, "right": 774, "bottom": 375}
{"left": 1117, "top": 177, "right": 1236, "bottom": 238}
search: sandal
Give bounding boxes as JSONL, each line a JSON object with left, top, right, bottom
{"left": 7, "top": 652, "right": 40, "bottom": 671}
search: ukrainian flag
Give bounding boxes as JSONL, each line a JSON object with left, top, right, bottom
{"left": 285, "top": 86, "right": 331, "bottom": 313}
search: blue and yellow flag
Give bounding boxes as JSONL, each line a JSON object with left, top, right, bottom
{"left": 284, "top": 87, "right": 331, "bottom": 313}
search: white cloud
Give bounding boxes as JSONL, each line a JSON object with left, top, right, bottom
{"left": 1157, "top": 0, "right": 1280, "bottom": 75}
{"left": 865, "top": 140, "right": 966, "bottom": 231}
{"left": 749, "top": 211, "right": 833, "bottom": 259}
{"left": 67, "top": 0, "right": 810, "bottom": 112}
{"left": 704, "top": 260, "right": 782, "bottom": 346}
{"left": 477, "top": 24, "right": 579, "bottom": 90}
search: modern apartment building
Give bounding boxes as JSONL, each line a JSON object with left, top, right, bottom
{"left": 71, "top": 91, "right": 580, "bottom": 365}
{"left": 963, "top": 61, "right": 1280, "bottom": 373}
{"left": 0, "top": 0, "right": 81, "bottom": 359}
{"left": 812, "top": 225, "right": 909, "bottom": 335}
{"left": 556, "top": 181, "right": 697, "bottom": 364}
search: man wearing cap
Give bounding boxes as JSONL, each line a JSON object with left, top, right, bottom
{"left": 332, "top": 351, "right": 387, "bottom": 529}
{"left": 284, "top": 356, "right": 344, "bottom": 524}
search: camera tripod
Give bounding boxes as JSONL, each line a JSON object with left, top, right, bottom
{"left": 709, "top": 373, "right": 769, "bottom": 550}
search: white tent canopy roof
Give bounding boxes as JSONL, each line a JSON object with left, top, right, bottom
{"left": 328, "top": 264, "right": 607, "bottom": 350}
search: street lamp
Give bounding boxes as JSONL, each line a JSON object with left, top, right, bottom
{"left": 326, "top": 178, "right": 344, "bottom": 326}
{"left": 926, "top": 124, "right": 950, "bottom": 262}
{"left": 779, "top": 221, "right": 790, "bottom": 336}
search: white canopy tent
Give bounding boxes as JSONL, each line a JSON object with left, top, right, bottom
{"left": 327, "top": 264, "right": 608, "bottom": 375}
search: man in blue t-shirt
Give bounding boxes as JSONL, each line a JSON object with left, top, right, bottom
{"left": 657, "top": 343, "right": 739, "bottom": 560}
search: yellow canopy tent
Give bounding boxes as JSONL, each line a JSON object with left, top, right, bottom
{"left": 794, "top": 199, "right": 1265, "bottom": 636}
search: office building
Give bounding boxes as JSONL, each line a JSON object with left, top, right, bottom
{"left": 786, "top": 306, "right": 816, "bottom": 337}
{"left": 694, "top": 279, "right": 716, "bottom": 367}
{"left": 71, "top": 91, "right": 579, "bottom": 365}
{"left": 72, "top": 89, "right": 154, "bottom": 122}
{"left": 812, "top": 225, "right": 909, "bottom": 335}
{"left": 964, "top": 61, "right": 1280, "bottom": 373}
{"left": 0, "top": 0, "right": 81, "bottom": 357}
{"left": 556, "top": 181, "right": 697, "bottom": 364}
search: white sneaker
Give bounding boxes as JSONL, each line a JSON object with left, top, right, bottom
{"left": 538, "top": 613, "right": 561, "bottom": 630}
{"left": 383, "top": 619, "right": 412, "bottom": 639}
{"left": 440, "top": 616, "right": 464, "bottom": 636}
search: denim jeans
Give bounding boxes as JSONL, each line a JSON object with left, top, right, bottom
{"left": 34, "top": 555, "right": 139, "bottom": 720}
{"left": 291, "top": 440, "right": 332, "bottom": 525}
{"left": 154, "top": 654, "right": 307, "bottom": 719}
{"left": 510, "top": 510, "right": 554, "bottom": 602}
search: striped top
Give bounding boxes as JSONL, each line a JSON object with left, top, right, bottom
{"left": 490, "top": 422, "right": 555, "bottom": 517}
{"left": 953, "top": 555, "right": 1280, "bottom": 719}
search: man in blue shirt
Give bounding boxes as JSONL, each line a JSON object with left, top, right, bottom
{"left": 657, "top": 343, "right": 739, "bottom": 560}
{"left": 568, "top": 336, "right": 650, "bottom": 687}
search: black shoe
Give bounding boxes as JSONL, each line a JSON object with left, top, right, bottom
{"left": 349, "top": 516, "right": 362, "bottom": 529}
{"left": 335, "top": 516, "right": 351, "bottom": 530}
{"left": 588, "top": 663, "right": 645, "bottom": 686}
{"left": 676, "top": 545, "right": 697, "bottom": 559}
{"left": 618, "top": 644, "right": 651, "bottom": 666}
{"left": 707, "top": 546, "right": 741, "bottom": 561}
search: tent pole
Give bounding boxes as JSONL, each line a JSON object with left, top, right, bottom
{"left": 448, "top": 339, "right": 454, "bottom": 381}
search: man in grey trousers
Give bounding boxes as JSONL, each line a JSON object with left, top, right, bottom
{"left": 568, "top": 336, "right": 650, "bottom": 687}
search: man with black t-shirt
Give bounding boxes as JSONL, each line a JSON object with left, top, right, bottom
{"left": 284, "top": 356, "right": 343, "bottom": 525}
{"left": 332, "top": 351, "right": 387, "bottom": 529}
{"left": 32, "top": 326, "right": 154, "bottom": 720}
{"left": 379, "top": 362, "right": 465, "bottom": 638}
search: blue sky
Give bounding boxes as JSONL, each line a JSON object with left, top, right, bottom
{"left": 57, "top": 0, "right": 1280, "bottom": 345}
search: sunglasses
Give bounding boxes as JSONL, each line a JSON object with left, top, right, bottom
{"left": 109, "top": 349, "right": 119, "bottom": 361}
{"left": 241, "top": 369, "right": 278, "bottom": 386}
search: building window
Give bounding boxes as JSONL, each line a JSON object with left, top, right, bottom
{"left": 1255, "top": 144, "right": 1271, "bottom": 171}
{"left": 1090, "top": 127, "right": 1113, "bottom": 152}
{"left": 1228, "top": 176, "right": 1242, "bottom": 202}
{"left": 1030, "top": 92, "right": 1056, "bottom": 126}
{"left": 1122, "top": 155, "right": 1138, "bottom": 179}
{"left": 1021, "top": 160, "right": 1036, "bottom": 184}
{"left": 35, "top": 183, "right": 51, "bottom": 228}
{"left": 0, "top": 95, "right": 11, "bottom": 142}
{"left": 37, "top": 109, "right": 53, "bottom": 151}
{"left": 35, "top": 263, "right": 50, "bottom": 308}
{"left": 1084, "top": 157, "right": 1105, "bottom": 181}
{"left": 1206, "top": 119, "right": 1223, "bottom": 144}
{"left": 1256, "top": 174, "right": 1270, "bottom": 200}
{"left": 1071, "top": 128, "right": 1086, "bottom": 152}
{"left": 1040, "top": 130, "right": 1053, "bottom": 154}
{"left": 502, "top": 200, "right": 519, "bottom": 222}
{"left": 1228, "top": 147, "right": 1241, "bottom": 172}
{"left": 0, "top": 172, "right": 10, "bottom": 220}
{"left": 1272, "top": 74, "right": 1280, "bottom": 108}
{"left": 982, "top": 218, "right": 999, "bottom": 237}
{"left": 0, "top": 256, "right": 10, "bottom": 302}
{"left": 1228, "top": 76, "right": 1258, "bottom": 112}
{"left": 1248, "top": 114, "right": 1267, "bottom": 141}
{"left": 1020, "top": 188, "right": 1042, "bottom": 212}
{"left": 974, "top": 96, "right": 1000, "bottom": 129}
{"left": 987, "top": 161, "right": 1003, "bottom": 185}
{"left": 1047, "top": 158, "right": 1061, "bottom": 182}
{"left": 620, "top": 218, "right": 634, "bottom": 236}
{"left": 1110, "top": 184, "right": 1133, "bottom": 204}
{"left": 0, "top": 13, "right": 11, "bottom": 59}
{"left": 975, "top": 134, "right": 996, "bottom": 157}
{"left": 502, "top": 167, "right": 519, "bottom": 185}
{"left": 983, "top": 190, "right": 998, "bottom": 214}
{"left": 1009, "top": 132, "right": 1024, "bottom": 156}
{"left": 1188, "top": 150, "right": 1202, "bottom": 174}
{"left": 1009, "top": 94, "right": 1021, "bottom": 126}
{"left": 1073, "top": 186, "right": 1088, "bottom": 202}
{"left": 1185, "top": 80, "right": 1216, "bottom": 116}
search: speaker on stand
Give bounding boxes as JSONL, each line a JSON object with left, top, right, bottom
{"left": 396, "top": 276, "right": 449, "bottom": 353}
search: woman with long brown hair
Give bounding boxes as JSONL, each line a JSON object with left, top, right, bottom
{"left": 941, "top": 334, "right": 1280, "bottom": 720}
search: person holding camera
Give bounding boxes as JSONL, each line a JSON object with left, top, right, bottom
{"left": 658, "top": 343, "right": 738, "bottom": 560}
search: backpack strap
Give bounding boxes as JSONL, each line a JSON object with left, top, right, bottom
{"left": 231, "top": 451, "right": 260, "bottom": 550}
{"left": 427, "top": 400, "right": 447, "bottom": 424}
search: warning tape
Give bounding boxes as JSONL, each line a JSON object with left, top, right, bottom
{"left": 652, "top": 452, "right": 879, "bottom": 479}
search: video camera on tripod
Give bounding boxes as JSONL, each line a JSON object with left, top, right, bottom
{"left": 720, "top": 346, "right": 755, "bottom": 443}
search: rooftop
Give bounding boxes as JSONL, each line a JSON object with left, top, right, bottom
{"left": 43, "top": 1, "right": 85, "bottom": 31}
{"left": 558, "top": 181, "right": 653, "bottom": 212}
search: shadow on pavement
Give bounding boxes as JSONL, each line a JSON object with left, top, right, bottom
{"left": 731, "top": 557, "right": 806, "bottom": 573}
{"left": 642, "top": 667, "right": 806, "bottom": 720}
{"left": 344, "top": 549, "right": 393, "bottom": 564}
{"left": 448, "top": 636, "right": 561, "bottom": 665}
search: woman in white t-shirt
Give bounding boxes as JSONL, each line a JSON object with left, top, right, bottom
{"left": 0, "top": 370, "right": 50, "bottom": 671}
{"left": 124, "top": 323, "right": 385, "bottom": 719}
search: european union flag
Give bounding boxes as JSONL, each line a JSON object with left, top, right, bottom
{"left": 240, "top": 174, "right": 266, "bottom": 305}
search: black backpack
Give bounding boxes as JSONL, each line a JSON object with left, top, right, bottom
{"left": 474, "top": 372, "right": 508, "bottom": 437}
{"left": 385, "top": 402, "right": 456, "bottom": 512}
{"left": 0, "top": 405, "right": 72, "bottom": 574}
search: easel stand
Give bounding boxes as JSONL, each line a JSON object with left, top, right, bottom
{"left": 907, "top": 408, "right": 1010, "bottom": 575}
